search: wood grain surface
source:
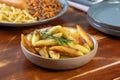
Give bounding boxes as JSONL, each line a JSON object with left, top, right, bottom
{"left": 0, "top": 7, "right": 120, "bottom": 80}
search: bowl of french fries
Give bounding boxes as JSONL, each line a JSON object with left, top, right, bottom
{"left": 21, "top": 25, "right": 98, "bottom": 70}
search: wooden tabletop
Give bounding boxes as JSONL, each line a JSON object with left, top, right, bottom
{"left": 0, "top": 7, "right": 120, "bottom": 80}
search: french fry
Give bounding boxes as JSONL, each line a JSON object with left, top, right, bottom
{"left": 26, "top": 33, "right": 33, "bottom": 42}
{"left": 49, "top": 50, "right": 60, "bottom": 59}
{"left": 71, "top": 31, "right": 91, "bottom": 50}
{"left": 73, "top": 32, "right": 81, "bottom": 44}
{"left": 21, "top": 34, "right": 37, "bottom": 54}
{"left": 47, "top": 25, "right": 62, "bottom": 34}
{"left": 71, "top": 31, "right": 84, "bottom": 44}
{"left": 83, "top": 43, "right": 91, "bottom": 50}
{"left": 50, "top": 46, "right": 83, "bottom": 57}
{"left": 35, "top": 48, "right": 40, "bottom": 52}
{"left": 76, "top": 25, "right": 93, "bottom": 48}
{"left": 61, "top": 28, "right": 90, "bottom": 50}
{"left": 32, "top": 31, "right": 40, "bottom": 45}
{"left": 61, "top": 27, "right": 91, "bottom": 50}
{"left": 68, "top": 42, "right": 90, "bottom": 54}
{"left": 53, "top": 33, "right": 62, "bottom": 37}
{"left": 33, "top": 39, "right": 58, "bottom": 47}
{"left": 21, "top": 25, "right": 94, "bottom": 59}
{"left": 62, "top": 27, "right": 91, "bottom": 50}
{"left": 60, "top": 27, "right": 72, "bottom": 39}
{"left": 38, "top": 47, "right": 49, "bottom": 58}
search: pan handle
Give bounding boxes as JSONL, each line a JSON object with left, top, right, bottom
{"left": 67, "top": 1, "right": 89, "bottom": 12}
{"left": 68, "top": 0, "right": 104, "bottom": 6}
{"left": 67, "top": 0, "right": 104, "bottom": 12}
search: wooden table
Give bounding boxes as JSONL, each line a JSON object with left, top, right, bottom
{"left": 0, "top": 7, "right": 120, "bottom": 80}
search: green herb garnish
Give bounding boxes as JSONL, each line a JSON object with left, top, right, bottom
{"left": 41, "top": 32, "right": 73, "bottom": 45}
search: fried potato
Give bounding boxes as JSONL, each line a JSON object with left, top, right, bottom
{"left": 35, "top": 48, "right": 40, "bottom": 52}
{"left": 60, "top": 28, "right": 90, "bottom": 50}
{"left": 60, "top": 27, "right": 72, "bottom": 39}
{"left": 83, "top": 43, "right": 91, "bottom": 50}
{"left": 21, "top": 25, "right": 94, "bottom": 59}
{"left": 49, "top": 50, "right": 60, "bottom": 59}
{"left": 69, "top": 43, "right": 90, "bottom": 54}
{"left": 50, "top": 46, "right": 83, "bottom": 57}
{"left": 70, "top": 30, "right": 84, "bottom": 44}
{"left": 47, "top": 25, "right": 62, "bottom": 34}
{"left": 33, "top": 39, "right": 58, "bottom": 47}
{"left": 77, "top": 25, "right": 93, "bottom": 48}
{"left": 32, "top": 31, "right": 41, "bottom": 45}
{"left": 53, "top": 33, "right": 63, "bottom": 37}
{"left": 26, "top": 33, "right": 33, "bottom": 42}
{"left": 69, "top": 27, "right": 91, "bottom": 50}
{"left": 21, "top": 34, "right": 37, "bottom": 54}
{"left": 38, "top": 47, "right": 49, "bottom": 58}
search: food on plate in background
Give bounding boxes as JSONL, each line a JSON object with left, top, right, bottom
{"left": 0, "top": 0, "right": 27, "bottom": 9}
{"left": 0, "top": 0, "right": 63, "bottom": 23}
{"left": 21, "top": 25, "right": 94, "bottom": 59}
{"left": 0, "top": 3, "right": 37, "bottom": 23}
{"left": 28, "top": 0, "right": 63, "bottom": 20}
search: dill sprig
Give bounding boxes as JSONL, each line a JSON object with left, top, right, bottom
{"left": 41, "top": 32, "right": 73, "bottom": 45}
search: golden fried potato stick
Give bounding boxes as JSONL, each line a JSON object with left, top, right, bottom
{"left": 26, "top": 33, "right": 33, "bottom": 42}
{"left": 70, "top": 30, "right": 90, "bottom": 50}
{"left": 33, "top": 39, "right": 58, "bottom": 47}
{"left": 49, "top": 50, "right": 60, "bottom": 59}
{"left": 60, "top": 27, "right": 72, "bottom": 39}
{"left": 76, "top": 25, "right": 93, "bottom": 48}
{"left": 50, "top": 46, "right": 84, "bottom": 57}
{"left": 47, "top": 25, "right": 62, "bottom": 34}
{"left": 68, "top": 43, "right": 90, "bottom": 54}
{"left": 32, "top": 31, "right": 40, "bottom": 45}
{"left": 38, "top": 47, "right": 49, "bottom": 58}
{"left": 71, "top": 31, "right": 83, "bottom": 44}
{"left": 53, "top": 33, "right": 63, "bottom": 37}
{"left": 21, "top": 34, "right": 37, "bottom": 54}
{"left": 62, "top": 27, "right": 91, "bottom": 50}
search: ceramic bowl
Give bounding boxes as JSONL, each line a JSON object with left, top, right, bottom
{"left": 21, "top": 28, "right": 98, "bottom": 70}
